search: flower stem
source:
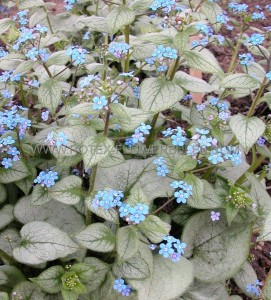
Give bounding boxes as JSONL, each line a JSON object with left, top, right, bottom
{"left": 145, "top": 113, "right": 159, "bottom": 148}
{"left": 227, "top": 31, "right": 244, "bottom": 74}
{"left": 0, "top": 249, "right": 16, "bottom": 265}
{"left": 43, "top": 7, "right": 54, "bottom": 34}
{"left": 152, "top": 197, "right": 175, "bottom": 215}
{"left": 86, "top": 164, "right": 98, "bottom": 225}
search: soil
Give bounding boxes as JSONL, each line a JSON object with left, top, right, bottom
{"left": 1, "top": 0, "right": 271, "bottom": 298}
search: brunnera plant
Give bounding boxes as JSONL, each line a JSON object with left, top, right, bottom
{"left": 0, "top": 0, "right": 271, "bottom": 299}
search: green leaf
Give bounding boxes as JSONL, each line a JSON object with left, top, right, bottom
{"left": 75, "top": 223, "right": 115, "bottom": 253}
{"left": 95, "top": 157, "right": 173, "bottom": 202}
{"left": 12, "top": 281, "right": 45, "bottom": 300}
{"left": 201, "top": 1, "right": 222, "bottom": 31}
{"left": 140, "top": 77, "right": 183, "bottom": 113}
{"left": 138, "top": 32, "right": 174, "bottom": 45}
{"left": 233, "top": 262, "right": 258, "bottom": 298}
{"left": 175, "top": 71, "right": 214, "bottom": 93}
{"left": 221, "top": 74, "right": 259, "bottom": 89}
{"left": 126, "top": 186, "right": 150, "bottom": 206}
{"left": 99, "top": 149, "right": 125, "bottom": 168}
{"left": 31, "top": 266, "right": 64, "bottom": 293}
{"left": 0, "top": 18, "right": 15, "bottom": 35}
{"left": 84, "top": 257, "right": 110, "bottom": 293}
{"left": 49, "top": 175, "right": 82, "bottom": 205}
{"left": 31, "top": 185, "right": 52, "bottom": 206}
{"left": 129, "top": 0, "right": 154, "bottom": 12}
{"left": 106, "top": 6, "right": 135, "bottom": 34}
{"left": 170, "top": 205, "right": 196, "bottom": 227}
{"left": 174, "top": 155, "right": 197, "bottom": 173}
{"left": 46, "top": 51, "right": 70, "bottom": 66}
{"left": 110, "top": 103, "right": 151, "bottom": 132}
{"left": 38, "top": 79, "right": 62, "bottom": 114}
{"left": 116, "top": 226, "right": 139, "bottom": 261}
{"left": 15, "top": 165, "right": 37, "bottom": 195}
{"left": 13, "top": 60, "right": 35, "bottom": 76}
{"left": 70, "top": 263, "right": 95, "bottom": 282}
{"left": 258, "top": 210, "right": 271, "bottom": 241}
{"left": 182, "top": 280, "right": 229, "bottom": 300}
{"left": 130, "top": 255, "right": 194, "bottom": 300}
{"left": 174, "top": 31, "right": 189, "bottom": 53}
{"left": 246, "top": 173, "right": 271, "bottom": 213}
{"left": 0, "top": 229, "right": 20, "bottom": 258}
{"left": 0, "top": 265, "right": 25, "bottom": 291}
{"left": 0, "top": 292, "right": 8, "bottom": 300}
{"left": 229, "top": 114, "right": 265, "bottom": 153}
{"left": 13, "top": 221, "right": 79, "bottom": 264}
{"left": 182, "top": 211, "right": 252, "bottom": 282}
{"left": 0, "top": 184, "right": 7, "bottom": 204}
{"left": 187, "top": 176, "right": 223, "bottom": 209}
{"left": 79, "top": 16, "right": 110, "bottom": 34}
{"left": 86, "top": 196, "right": 119, "bottom": 224}
{"left": 14, "top": 196, "right": 85, "bottom": 234}
{"left": 0, "top": 205, "right": 14, "bottom": 231}
{"left": 113, "top": 256, "right": 150, "bottom": 279}
{"left": 18, "top": 0, "right": 45, "bottom": 9}
{"left": 0, "top": 161, "right": 30, "bottom": 183}
{"left": 82, "top": 136, "right": 114, "bottom": 169}
{"left": 138, "top": 215, "right": 171, "bottom": 243}
{"left": 185, "top": 50, "right": 224, "bottom": 75}
{"left": 225, "top": 203, "right": 239, "bottom": 226}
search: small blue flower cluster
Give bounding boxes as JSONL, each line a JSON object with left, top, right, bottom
{"left": 0, "top": 69, "right": 21, "bottom": 83}
{"left": 41, "top": 111, "right": 49, "bottom": 121}
{"left": 113, "top": 278, "right": 132, "bottom": 297}
{"left": 0, "top": 47, "right": 8, "bottom": 58}
{"left": 196, "top": 23, "right": 214, "bottom": 36}
{"left": 28, "top": 79, "right": 40, "bottom": 88}
{"left": 162, "top": 126, "right": 187, "bottom": 147}
{"left": 1, "top": 89, "right": 13, "bottom": 99}
{"left": 207, "top": 97, "right": 231, "bottom": 121}
{"left": 125, "top": 123, "right": 151, "bottom": 148}
{"left": 246, "top": 279, "right": 262, "bottom": 297}
{"left": 93, "top": 96, "right": 107, "bottom": 110}
{"left": 0, "top": 136, "right": 20, "bottom": 169}
{"left": 12, "top": 24, "right": 48, "bottom": 51}
{"left": 150, "top": 0, "right": 176, "bottom": 13}
{"left": 0, "top": 106, "right": 31, "bottom": 139}
{"left": 153, "top": 157, "right": 169, "bottom": 177}
{"left": 146, "top": 45, "right": 178, "bottom": 73}
{"left": 266, "top": 71, "right": 271, "bottom": 81}
{"left": 208, "top": 147, "right": 242, "bottom": 165}
{"left": 66, "top": 46, "right": 87, "bottom": 65}
{"left": 64, "top": 0, "right": 78, "bottom": 10}
{"left": 119, "top": 203, "right": 149, "bottom": 224}
{"left": 93, "top": 189, "right": 124, "bottom": 210}
{"left": 245, "top": 33, "right": 265, "bottom": 46}
{"left": 79, "top": 75, "right": 99, "bottom": 89}
{"left": 158, "top": 235, "right": 186, "bottom": 262}
{"left": 228, "top": 2, "right": 248, "bottom": 13}
{"left": 13, "top": 10, "right": 28, "bottom": 25}
{"left": 46, "top": 132, "right": 68, "bottom": 148}
{"left": 34, "top": 169, "right": 59, "bottom": 188}
{"left": 171, "top": 181, "right": 193, "bottom": 204}
{"left": 25, "top": 47, "right": 49, "bottom": 62}
{"left": 108, "top": 42, "right": 130, "bottom": 59}
{"left": 239, "top": 53, "right": 254, "bottom": 66}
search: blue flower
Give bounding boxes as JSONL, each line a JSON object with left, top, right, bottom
{"left": 108, "top": 42, "right": 130, "bottom": 59}
{"left": 186, "top": 143, "right": 200, "bottom": 157}
{"left": 134, "top": 203, "right": 149, "bottom": 215}
{"left": 228, "top": 2, "right": 248, "bottom": 13}
{"left": 56, "top": 132, "right": 68, "bottom": 148}
{"left": 153, "top": 157, "right": 166, "bottom": 165}
{"left": 113, "top": 278, "right": 126, "bottom": 293}
{"left": 157, "top": 165, "right": 169, "bottom": 177}
{"left": 171, "top": 181, "right": 193, "bottom": 203}
{"left": 93, "top": 189, "right": 124, "bottom": 210}
{"left": 41, "top": 111, "right": 49, "bottom": 121}
{"left": 170, "top": 252, "right": 181, "bottom": 262}
{"left": 93, "top": 96, "right": 107, "bottom": 110}
{"left": 34, "top": 170, "right": 59, "bottom": 188}
{"left": 66, "top": 46, "right": 87, "bottom": 65}
{"left": 245, "top": 33, "right": 265, "bottom": 46}
{"left": 173, "top": 240, "right": 186, "bottom": 254}
{"left": 209, "top": 97, "right": 219, "bottom": 106}
{"left": 217, "top": 101, "right": 229, "bottom": 111}
{"left": 119, "top": 203, "right": 131, "bottom": 217}
{"left": 252, "top": 12, "right": 265, "bottom": 20}
{"left": 1, "top": 89, "right": 13, "bottom": 99}
{"left": 35, "top": 24, "right": 48, "bottom": 33}
{"left": 28, "top": 80, "right": 40, "bottom": 88}
{"left": 1, "top": 158, "right": 13, "bottom": 169}
{"left": 129, "top": 209, "right": 146, "bottom": 224}
{"left": 2, "top": 136, "right": 15, "bottom": 145}
{"left": 83, "top": 32, "right": 90, "bottom": 40}
{"left": 159, "top": 243, "right": 174, "bottom": 258}
{"left": 125, "top": 138, "right": 136, "bottom": 148}
{"left": 137, "top": 123, "right": 151, "bottom": 135}
{"left": 239, "top": 53, "right": 254, "bottom": 66}
{"left": 208, "top": 150, "right": 224, "bottom": 164}
{"left": 196, "top": 104, "right": 206, "bottom": 111}
{"left": 26, "top": 47, "right": 39, "bottom": 60}
{"left": 230, "top": 151, "right": 242, "bottom": 166}
{"left": 132, "top": 130, "right": 145, "bottom": 144}
{"left": 198, "top": 135, "right": 212, "bottom": 148}
{"left": 162, "top": 128, "right": 174, "bottom": 137}
{"left": 171, "top": 132, "right": 186, "bottom": 147}
{"left": 216, "top": 13, "right": 229, "bottom": 24}
{"left": 64, "top": 0, "right": 78, "bottom": 10}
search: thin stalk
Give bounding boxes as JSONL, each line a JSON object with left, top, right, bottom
{"left": 86, "top": 164, "right": 98, "bottom": 225}
{"left": 152, "top": 197, "right": 175, "bottom": 215}
{"left": 0, "top": 249, "right": 16, "bottom": 264}
{"left": 145, "top": 113, "right": 159, "bottom": 148}
{"left": 43, "top": 7, "right": 53, "bottom": 34}
{"left": 67, "top": 65, "right": 79, "bottom": 97}
{"left": 104, "top": 107, "right": 111, "bottom": 136}
{"left": 43, "top": 63, "right": 53, "bottom": 78}
{"left": 227, "top": 31, "right": 244, "bottom": 73}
